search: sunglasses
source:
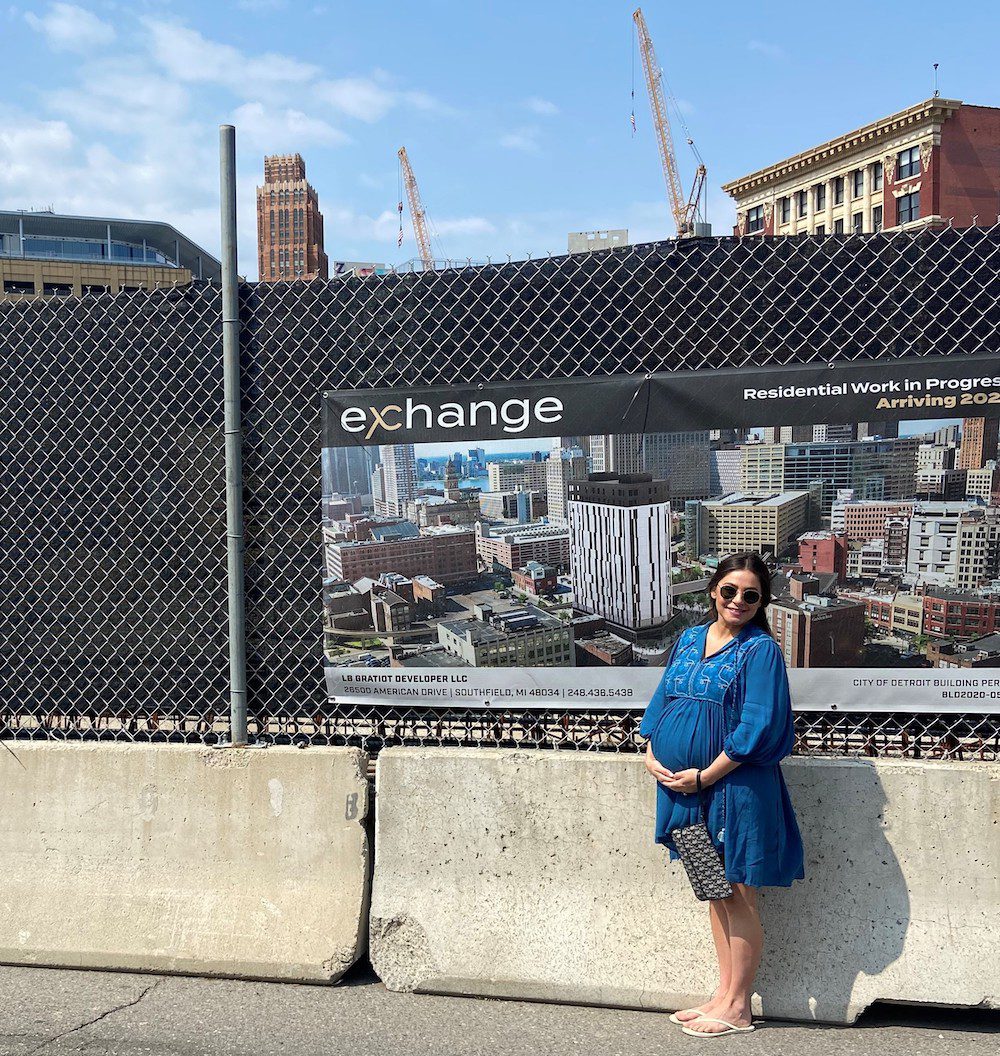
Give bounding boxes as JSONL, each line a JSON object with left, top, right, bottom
{"left": 718, "top": 584, "right": 762, "bottom": 605}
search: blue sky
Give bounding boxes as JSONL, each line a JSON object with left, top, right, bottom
{"left": 408, "top": 418, "right": 963, "bottom": 459}
{"left": 3, "top": 2, "right": 998, "bottom": 277}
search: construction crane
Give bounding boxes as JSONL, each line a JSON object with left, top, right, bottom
{"left": 632, "top": 7, "right": 707, "bottom": 237}
{"left": 397, "top": 146, "right": 434, "bottom": 268}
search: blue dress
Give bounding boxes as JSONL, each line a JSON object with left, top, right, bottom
{"left": 640, "top": 622, "right": 804, "bottom": 888}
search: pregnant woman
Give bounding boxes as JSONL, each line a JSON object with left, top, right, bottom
{"left": 641, "top": 551, "right": 804, "bottom": 1038}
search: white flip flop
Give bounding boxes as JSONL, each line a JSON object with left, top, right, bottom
{"left": 681, "top": 1017, "right": 755, "bottom": 1037}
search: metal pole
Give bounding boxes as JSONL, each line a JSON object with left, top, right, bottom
{"left": 219, "top": 124, "right": 249, "bottom": 746}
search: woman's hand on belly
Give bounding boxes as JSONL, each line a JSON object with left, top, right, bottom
{"left": 662, "top": 767, "right": 700, "bottom": 794}
{"left": 644, "top": 742, "right": 675, "bottom": 787}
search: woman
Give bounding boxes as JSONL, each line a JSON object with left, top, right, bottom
{"left": 641, "top": 552, "right": 804, "bottom": 1038}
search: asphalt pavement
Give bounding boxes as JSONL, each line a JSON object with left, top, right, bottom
{"left": 0, "top": 961, "right": 995, "bottom": 1056}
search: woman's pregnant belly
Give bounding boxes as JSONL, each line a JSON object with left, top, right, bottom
{"left": 649, "top": 696, "right": 725, "bottom": 773}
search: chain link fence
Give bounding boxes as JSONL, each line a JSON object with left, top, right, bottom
{"left": 2, "top": 227, "right": 999, "bottom": 759}
{"left": 0, "top": 285, "right": 230, "bottom": 741}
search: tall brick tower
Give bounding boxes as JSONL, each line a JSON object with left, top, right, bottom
{"left": 256, "top": 154, "right": 329, "bottom": 281}
{"left": 958, "top": 417, "right": 1000, "bottom": 470}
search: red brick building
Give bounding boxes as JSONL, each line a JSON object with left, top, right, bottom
{"left": 512, "top": 560, "right": 558, "bottom": 596}
{"left": 724, "top": 99, "right": 1000, "bottom": 237}
{"left": 769, "top": 593, "right": 866, "bottom": 668}
{"left": 798, "top": 532, "right": 848, "bottom": 582}
{"left": 256, "top": 154, "right": 329, "bottom": 281}
{"left": 325, "top": 527, "right": 476, "bottom": 585}
{"left": 922, "top": 590, "right": 1000, "bottom": 639}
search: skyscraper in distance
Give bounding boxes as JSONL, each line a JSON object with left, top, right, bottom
{"left": 256, "top": 154, "right": 329, "bottom": 281}
{"left": 377, "top": 444, "right": 417, "bottom": 517}
{"left": 958, "top": 418, "right": 1000, "bottom": 470}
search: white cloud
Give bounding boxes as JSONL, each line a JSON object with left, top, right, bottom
{"left": 143, "top": 19, "right": 319, "bottom": 96}
{"left": 315, "top": 77, "right": 397, "bottom": 122}
{"left": 524, "top": 96, "right": 559, "bottom": 117}
{"left": 232, "top": 102, "right": 350, "bottom": 149}
{"left": 46, "top": 64, "right": 191, "bottom": 133}
{"left": 747, "top": 39, "right": 786, "bottom": 61}
{"left": 499, "top": 127, "right": 541, "bottom": 153}
{"left": 314, "top": 77, "right": 452, "bottom": 122}
{"left": 0, "top": 114, "right": 75, "bottom": 192}
{"left": 24, "top": 2, "right": 115, "bottom": 52}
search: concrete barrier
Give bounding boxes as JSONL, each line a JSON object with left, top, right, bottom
{"left": 0, "top": 743, "right": 370, "bottom": 982}
{"left": 370, "top": 748, "right": 1000, "bottom": 1023}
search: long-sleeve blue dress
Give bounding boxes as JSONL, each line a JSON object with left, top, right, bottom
{"left": 640, "top": 622, "right": 804, "bottom": 888}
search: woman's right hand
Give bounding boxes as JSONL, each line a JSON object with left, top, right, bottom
{"left": 645, "top": 741, "right": 675, "bottom": 787}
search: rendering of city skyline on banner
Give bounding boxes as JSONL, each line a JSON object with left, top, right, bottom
{"left": 319, "top": 412, "right": 1000, "bottom": 715}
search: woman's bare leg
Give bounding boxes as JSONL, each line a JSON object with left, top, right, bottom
{"left": 673, "top": 899, "right": 733, "bottom": 1022}
{"left": 684, "top": 884, "right": 760, "bottom": 1034}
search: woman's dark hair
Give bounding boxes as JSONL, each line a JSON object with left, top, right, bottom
{"left": 703, "top": 552, "right": 774, "bottom": 636}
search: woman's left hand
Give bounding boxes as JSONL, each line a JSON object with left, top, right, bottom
{"left": 662, "top": 768, "right": 703, "bottom": 794}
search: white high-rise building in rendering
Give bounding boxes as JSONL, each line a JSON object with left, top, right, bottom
{"left": 545, "top": 447, "right": 588, "bottom": 523}
{"left": 588, "top": 434, "right": 642, "bottom": 475}
{"left": 568, "top": 473, "right": 672, "bottom": 637}
{"left": 377, "top": 444, "right": 417, "bottom": 517}
{"left": 370, "top": 464, "right": 385, "bottom": 512}
{"left": 906, "top": 502, "right": 995, "bottom": 585}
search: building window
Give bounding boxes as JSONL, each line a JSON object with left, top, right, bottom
{"left": 897, "top": 191, "right": 920, "bottom": 225}
{"left": 852, "top": 212, "right": 863, "bottom": 234}
{"left": 872, "top": 161, "right": 883, "bottom": 190}
{"left": 833, "top": 176, "right": 844, "bottom": 204}
{"left": 746, "top": 205, "right": 764, "bottom": 233}
{"left": 814, "top": 184, "right": 826, "bottom": 210}
{"left": 852, "top": 169, "right": 864, "bottom": 198}
{"left": 898, "top": 146, "right": 920, "bottom": 180}
{"left": 779, "top": 197, "right": 790, "bottom": 224}
{"left": 834, "top": 218, "right": 844, "bottom": 234}
{"left": 872, "top": 205, "right": 883, "bottom": 231}
{"left": 815, "top": 224, "right": 826, "bottom": 236}
{"left": 797, "top": 190, "right": 808, "bottom": 218}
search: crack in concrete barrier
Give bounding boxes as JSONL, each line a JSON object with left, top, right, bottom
{"left": 27, "top": 978, "right": 162, "bottom": 1053}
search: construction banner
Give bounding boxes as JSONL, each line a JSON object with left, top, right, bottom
{"left": 322, "top": 354, "right": 1000, "bottom": 713}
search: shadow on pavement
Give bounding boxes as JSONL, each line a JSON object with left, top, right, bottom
{"left": 856, "top": 1002, "right": 1000, "bottom": 1034}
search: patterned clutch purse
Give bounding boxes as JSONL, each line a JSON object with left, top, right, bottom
{"left": 670, "top": 773, "right": 733, "bottom": 902}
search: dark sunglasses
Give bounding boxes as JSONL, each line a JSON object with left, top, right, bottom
{"left": 718, "top": 584, "right": 762, "bottom": 605}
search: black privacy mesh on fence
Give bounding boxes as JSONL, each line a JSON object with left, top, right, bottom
{"left": 2, "top": 227, "right": 1000, "bottom": 758}
{"left": 0, "top": 286, "right": 230, "bottom": 740}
